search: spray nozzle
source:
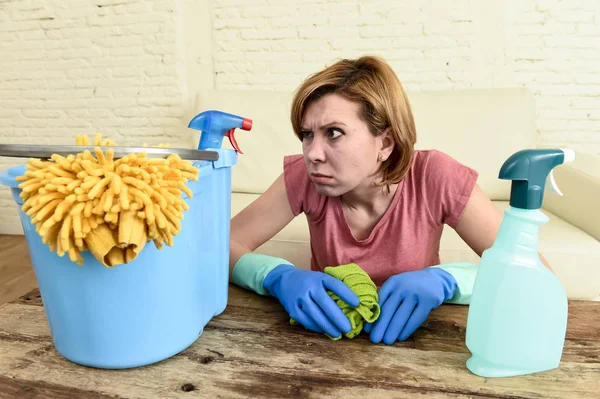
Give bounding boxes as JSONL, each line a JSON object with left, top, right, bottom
{"left": 499, "top": 148, "right": 575, "bottom": 209}
{"left": 188, "top": 110, "right": 252, "bottom": 153}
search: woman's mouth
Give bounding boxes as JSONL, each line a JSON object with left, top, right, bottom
{"left": 310, "top": 173, "right": 333, "bottom": 184}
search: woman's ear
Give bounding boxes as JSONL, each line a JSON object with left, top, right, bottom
{"left": 379, "top": 127, "right": 394, "bottom": 158}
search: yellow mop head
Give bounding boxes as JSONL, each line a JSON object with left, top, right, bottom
{"left": 16, "top": 133, "right": 199, "bottom": 267}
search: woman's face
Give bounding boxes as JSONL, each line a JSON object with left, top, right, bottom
{"left": 300, "top": 93, "right": 388, "bottom": 197}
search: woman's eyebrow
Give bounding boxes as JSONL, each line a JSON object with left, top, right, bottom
{"left": 301, "top": 121, "right": 347, "bottom": 130}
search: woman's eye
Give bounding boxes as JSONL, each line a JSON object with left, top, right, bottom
{"left": 301, "top": 131, "right": 313, "bottom": 139}
{"left": 329, "top": 128, "right": 344, "bottom": 139}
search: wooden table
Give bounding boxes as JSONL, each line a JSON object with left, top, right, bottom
{"left": 0, "top": 285, "right": 598, "bottom": 399}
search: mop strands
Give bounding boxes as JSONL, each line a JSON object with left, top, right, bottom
{"left": 16, "top": 134, "right": 199, "bottom": 267}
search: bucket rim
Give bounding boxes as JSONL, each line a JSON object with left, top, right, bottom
{"left": 0, "top": 164, "right": 26, "bottom": 189}
{"left": 0, "top": 149, "right": 238, "bottom": 190}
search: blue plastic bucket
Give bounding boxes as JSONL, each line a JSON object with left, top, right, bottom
{"left": 0, "top": 149, "right": 236, "bottom": 369}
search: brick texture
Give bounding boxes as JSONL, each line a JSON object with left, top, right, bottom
{"left": 211, "top": 0, "right": 600, "bottom": 153}
{"left": 0, "top": 0, "right": 191, "bottom": 231}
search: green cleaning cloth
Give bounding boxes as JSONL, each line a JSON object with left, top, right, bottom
{"left": 290, "top": 263, "right": 381, "bottom": 340}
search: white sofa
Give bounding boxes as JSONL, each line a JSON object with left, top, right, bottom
{"left": 197, "top": 88, "right": 600, "bottom": 301}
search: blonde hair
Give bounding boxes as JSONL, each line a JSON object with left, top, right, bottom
{"left": 291, "top": 55, "right": 417, "bottom": 188}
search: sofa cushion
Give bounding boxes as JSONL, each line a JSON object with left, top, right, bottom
{"left": 197, "top": 88, "right": 536, "bottom": 201}
{"left": 231, "top": 193, "right": 600, "bottom": 301}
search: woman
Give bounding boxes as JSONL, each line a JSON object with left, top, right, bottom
{"left": 228, "top": 55, "right": 551, "bottom": 345}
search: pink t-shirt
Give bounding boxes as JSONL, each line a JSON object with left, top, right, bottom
{"left": 283, "top": 149, "right": 478, "bottom": 287}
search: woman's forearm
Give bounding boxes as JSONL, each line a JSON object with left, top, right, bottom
{"left": 229, "top": 239, "right": 252, "bottom": 276}
{"left": 539, "top": 252, "right": 553, "bottom": 273}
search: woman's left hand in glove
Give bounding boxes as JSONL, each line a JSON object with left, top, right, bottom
{"left": 364, "top": 268, "right": 457, "bottom": 344}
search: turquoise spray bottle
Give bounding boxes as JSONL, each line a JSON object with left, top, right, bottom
{"left": 465, "top": 148, "right": 575, "bottom": 378}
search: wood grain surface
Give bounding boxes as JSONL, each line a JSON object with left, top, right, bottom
{"left": 0, "top": 235, "right": 37, "bottom": 306}
{"left": 0, "top": 282, "right": 598, "bottom": 399}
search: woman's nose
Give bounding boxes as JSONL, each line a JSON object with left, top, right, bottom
{"left": 305, "top": 136, "right": 326, "bottom": 163}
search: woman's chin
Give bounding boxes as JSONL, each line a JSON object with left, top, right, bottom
{"left": 312, "top": 183, "right": 343, "bottom": 197}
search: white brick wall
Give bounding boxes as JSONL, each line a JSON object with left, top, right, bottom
{"left": 0, "top": 0, "right": 195, "bottom": 232}
{"left": 211, "top": 0, "right": 600, "bottom": 153}
{"left": 513, "top": 0, "right": 600, "bottom": 149}
{"left": 1, "top": 0, "right": 599, "bottom": 232}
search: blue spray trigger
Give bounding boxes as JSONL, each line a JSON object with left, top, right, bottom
{"left": 188, "top": 110, "right": 252, "bottom": 153}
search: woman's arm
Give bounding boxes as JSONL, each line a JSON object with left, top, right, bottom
{"left": 454, "top": 184, "right": 553, "bottom": 272}
{"left": 230, "top": 173, "right": 360, "bottom": 336}
{"left": 229, "top": 173, "right": 296, "bottom": 275}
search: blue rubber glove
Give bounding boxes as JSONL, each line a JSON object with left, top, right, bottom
{"left": 364, "top": 268, "right": 457, "bottom": 344}
{"left": 263, "top": 264, "right": 361, "bottom": 338}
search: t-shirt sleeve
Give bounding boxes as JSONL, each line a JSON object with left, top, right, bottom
{"left": 421, "top": 150, "right": 479, "bottom": 228}
{"left": 283, "top": 154, "right": 326, "bottom": 218}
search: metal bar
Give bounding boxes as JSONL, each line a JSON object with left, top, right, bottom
{"left": 0, "top": 144, "right": 219, "bottom": 161}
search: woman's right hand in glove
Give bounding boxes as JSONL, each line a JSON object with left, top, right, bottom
{"left": 262, "top": 264, "right": 360, "bottom": 338}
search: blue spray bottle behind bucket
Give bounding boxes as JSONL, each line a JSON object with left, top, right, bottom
{"left": 188, "top": 110, "right": 252, "bottom": 152}
{"left": 465, "top": 148, "right": 575, "bottom": 378}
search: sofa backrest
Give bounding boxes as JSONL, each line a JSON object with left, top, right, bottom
{"left": 196, "top": 88, "right": 536, "bottom": 201}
